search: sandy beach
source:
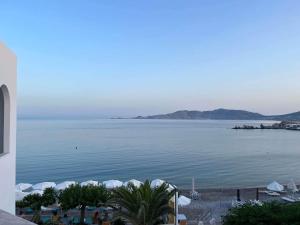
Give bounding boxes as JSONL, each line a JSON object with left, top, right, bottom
{"left": 179, "top": 187, "right": 297, "bottom": 225}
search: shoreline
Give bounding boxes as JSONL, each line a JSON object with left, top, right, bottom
{"left": 18, "top": 186, "right": 297, "bottom": 225}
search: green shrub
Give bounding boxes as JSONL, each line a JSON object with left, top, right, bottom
{"left": 223, "top": 201, "right": 300, "bottom": 225}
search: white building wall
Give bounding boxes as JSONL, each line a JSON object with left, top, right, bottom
{"left": 0, "top": 43, "right": 17, "bottom": 214}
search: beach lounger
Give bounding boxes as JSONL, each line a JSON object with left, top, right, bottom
{"left": 85, "top": 217, "right": 93, "bottom": 224}
{"left": 41, "top": 215, "right": 51, "bottom": 223}
{"left": 41, "top": 206, "right": 56, "bottom": 211}
{"left": 261, "top": 190, "right": 280, "bottom": 196}
{"left": 231, "top": 200, "right": 245, "bottom": 207}
{"left": 72, "top": 216, "right": 80, "bottom": 224}
{"left": 87, "top": 206, "right": 97, "bottom": 211}
{"left": 281, "top": 196, "right": 296, "bottom": 202}
{"left": 25, "top": 208, "right": 33, "bottom": 214}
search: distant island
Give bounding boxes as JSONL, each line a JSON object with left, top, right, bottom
{"left": 133, "top": 108, "right": 300, "bottom": 121}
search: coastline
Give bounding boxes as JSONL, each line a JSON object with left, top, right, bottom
{"left": 18, "top": 186, "right": 297, "bottom": 225}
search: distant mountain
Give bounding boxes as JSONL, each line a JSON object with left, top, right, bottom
{"left": 134, "top": 109, "right": 300, "bottom": 121}
{"left": 271, "top": 111, "right": 300, "bottom": 121}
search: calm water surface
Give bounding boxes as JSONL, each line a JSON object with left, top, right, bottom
{"left": 17, "top": 119, "right": 300, "bottom": 189}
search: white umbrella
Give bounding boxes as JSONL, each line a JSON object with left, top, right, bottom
{"left": 103, "top": 180, "right": 123, "bottom": 189}
{"left": 15, "top": 191, "right": 29, "bottom": 201}
{"left": 167, "top": 184, "right": 176, "bottom": 192}
{"left": 267, "top": 181, "right": 284, "bottom": 192}
{"left": 15, "top": 183, "right": 32, "bottom": 191}
{"left": 80, "top": 180, "right": 99, "bottom": 187}
{"left": 178, "top": 195, "right": 191, "bottom": 206}
{"left": 32, "top": 182, "right": 56, "bottom": 191}
{"left": 55, "top": 181, "right": 76, "bottom": 190}
{"left": 287, "top": 179, "right": 299, "bottom": 193}
{"left": 178, "top": 214, "right": 187, "bottom": 221}
{"left": 30, "top": 190, "right": 44, "bottom": 196}
{"left": 124, "top": 179, "right": 143, "bottom": 188}
{"left": 151, "top": 179, "right": 165, "bottom": 188}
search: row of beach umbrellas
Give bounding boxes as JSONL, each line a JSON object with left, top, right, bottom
{"left": 16, "top": 179, "right": 175, "bottom": 192}
{"left": 15, "top": 179, "right": 188, "bottom": 203}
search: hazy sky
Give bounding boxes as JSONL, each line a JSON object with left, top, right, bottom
{"left": 1, "top": 0, "right": 300, "bottom": 118}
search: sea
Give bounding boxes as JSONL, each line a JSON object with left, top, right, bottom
{"left": 16, "top": 119, "right": 300, "bottom": 189}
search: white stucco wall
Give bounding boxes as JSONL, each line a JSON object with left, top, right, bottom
{"left": 0, "top": 42, "right": 17, "bottom": 214}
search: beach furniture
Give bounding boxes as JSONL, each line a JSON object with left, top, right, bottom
{"left": 80, "top": 180, "right": 99, "bottom": 187}
{"left": 249, "top": 200, "right": 263, "bottom": 206}
{"left": 231, "top": 200, "right": 245, "bottom": 207}
{"left": 72, "top": 216, "right": 80, "bottom": 224}
{"left": 281, "top": 196, "right": 296, "bottom": 203}
{"left": 124, "top": 179, "right": 143, "bottom": 188}
{"left": 15, "top": 190, "right": 30, "bottom": 201}
{"left": 15, "top": 183, "right": 32, "bottom": 191}
{"left": 267, "top": 181, "right": 284, "bottom": 192}
{"left": 178, "top": 195, "right": 191, "bottom": 206}
{"left": 103, "top": 180, "right": 123, "bottom": 189}
{"left": 55, "top": 181, "right": 76, "bottom": 191}
{"left": 41, "top": 215, "right": 51, "bottom": 223}
{"left": 178, "top": 214, "right": 187, "bottom": 225}
{"left": 287, "top": 179, "right": 299, "bottom": 193}
{"left": 29, "top": 189, "right": 44, "bottom": 196}
{"left": 86, "top": 206, "right": 97, "bottom": 211}
{"left": 150, "top": 179, "right": 165, "bottom": 188}
{"left": 41, "top": 206, "right": 55, "bottom": 211}
{"left": 25, "top": 207, "right": 33, "bottom": 214}
{"left": 190, "top": 177, "right": 200, "bottom": 200}
{"left": 32, "top": 182, "right": 56, "bottom": 191}
{"left": 261, "top": 190, "right": 280, "bottom": 196}
{"left": 167, "top": 184, "right": 176, "bottom": 192}
{"left": 85, "top": 217, "right": 93, "bottom": 224}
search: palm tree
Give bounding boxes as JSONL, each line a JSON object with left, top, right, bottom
{"left": 59, "top": 184, "right": 111, "bottom": 225}
{"left": 111, "top": 180, "right": 175, "bottom": 225}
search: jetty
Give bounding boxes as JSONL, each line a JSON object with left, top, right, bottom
{"left": 233, "top": 121, "right": 300, "bottom": 131}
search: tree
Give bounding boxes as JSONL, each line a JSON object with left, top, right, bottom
{"left": 22, "top": 193, "right": 43, "bottom": 211}
{"left": 43, "top": 187, "right": 57, "bottom": 206}
{"left": 59, "top": 184, "right": 110, "bottom": 225}
{"left": 111, "top": 180, "right": 174, "bottom": 225}
{"left": 20, "top": 194, "right": 44, "bottom": 224}
{"left": 16, "top": 188, "right": 58, "bottom": 224}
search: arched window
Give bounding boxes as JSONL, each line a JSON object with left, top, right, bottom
{"left": 0, "top": 85, "right": 9, "bottom": 155}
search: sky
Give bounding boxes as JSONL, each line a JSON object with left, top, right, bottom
{"left": 0, "top": 0, "right": 300, "bottom": 118}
